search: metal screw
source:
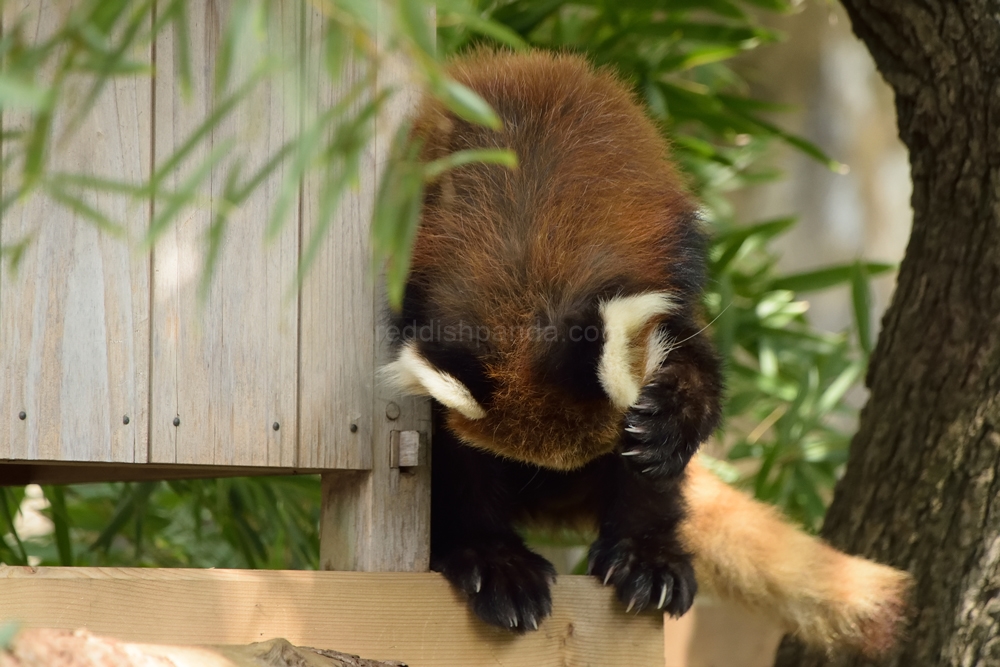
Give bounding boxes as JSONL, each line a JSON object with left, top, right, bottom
{"left": 349, "top": 423, "right": 358, "bottom": 433}
{"left": 273, "top": 422, "right": 280, "bottom": 431}
{"left": 18, "top": 411, "right": 26, "bottom": 421}
{"left": 123, "top": 415, "right": 130, "bottom": 425}
{"left": 173, "top": 417, "right": 181, "bottom": 427}
{"left": 385, "top": 402, "right": 401, "bottom": 421}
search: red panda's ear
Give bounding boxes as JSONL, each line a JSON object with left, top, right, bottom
{"left": 381, "top": 342, "right": 487, "bottom": 419}
{"left": 597, "top": 292, "right": 676, "bottom": 408}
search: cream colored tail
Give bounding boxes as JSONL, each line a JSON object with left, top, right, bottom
{"left": 680, "top": 458, "right": 911, "bottom": 656}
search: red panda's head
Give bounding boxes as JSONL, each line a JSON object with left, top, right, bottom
{"left": 382, "top": 290, "right": 679, "bottom": 469}
{"left": 381, "top": 50, "right": 704, "bottom": 470}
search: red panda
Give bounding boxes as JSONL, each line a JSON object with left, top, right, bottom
{"left": 383, "top": 49, "right": 910, "bottom": 655}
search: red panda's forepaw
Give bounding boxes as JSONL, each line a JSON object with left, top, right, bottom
{"left": 433, "top": 537, "right": 556, "bottom": 633}
{"left": 621, "top": 388, "right": 699, "bottom": 478}
{"left": 588, "top": 535, "right": 697, "bottom": 618}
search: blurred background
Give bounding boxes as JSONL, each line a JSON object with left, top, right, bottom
{"left": 731, "top": 1, "right": 909, "bottom": 337}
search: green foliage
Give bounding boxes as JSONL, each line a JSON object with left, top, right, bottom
{"left": 0, "top": 0, "right": 892, "bottom": 567}
{"left": 13, "top": 477, "right": 319, "bottom": 569}
{"left": 708, "top": 224, "right": 892, "bottom": 529}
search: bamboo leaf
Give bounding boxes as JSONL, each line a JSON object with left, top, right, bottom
{"left": 146, "top": 138, "right": 236, "bottom": 245}
{"left": 435, "top": 77, "right": 502, "bottom": 129}
{"left": 0, "top": 488, "right": 28, "bottom": 565}
{"left": 44, "top": 181, "right": 126, "bottom": 236}
{"left": 769, "top": 262, "right": 896, "bottom": 293}
{"left": 398, "top": 0, "right": 436, "bottom": 57}
{"left": 43, "top": 485, "right": 75, "bottom": 566}
{"left": 851, "top": 260, "right": 874, "bottom": 355}
{"left": 423, "top": 148, "right": 518, "bottom": 181}
{"left": 0, "top": 75, "right": 51, "bottom": 110}
{"left": 816, "top": 361, "right": 865, "bottom": 416}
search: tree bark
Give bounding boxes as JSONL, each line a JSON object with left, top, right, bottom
{"left": 775, "top": 2, "right": 1000, "bottom": 666}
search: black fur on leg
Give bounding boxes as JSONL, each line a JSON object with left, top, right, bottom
{"left": 588, "top": 459, "right": 696, "bottom": 617}
{"left": 430, "top": 404, "right": 557, "bottom": 633}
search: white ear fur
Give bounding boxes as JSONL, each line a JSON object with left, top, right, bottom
{"left": 598, "top": 292, "right": 676, "bottom": 409}
{"left": 380, "top": 343, "right": 487, "bottom": 420}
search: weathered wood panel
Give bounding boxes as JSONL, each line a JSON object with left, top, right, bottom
{"left": 0, "top": 567, "right": 667, "bottom": 667}
{"left": 0, "top": 1, "right": 407, "bottom": 493}
{"left": 149, "top": 0, "right": 299, "bottom": 467}
{"left": 0, "top": 0, "right": 151, "bottom": 464}
{"left": 296, "top": 7, "right": 373, "bottom": 472}
{"left": 318, "top": 7, "right": 432, "bottom": 572}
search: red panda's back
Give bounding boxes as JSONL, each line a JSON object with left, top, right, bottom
{"left": 411, "top": 51, "right": 697, "bottom": 330}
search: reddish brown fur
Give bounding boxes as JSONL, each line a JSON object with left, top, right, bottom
{"left": 682, "top": 459, "right": 912, "bottom": 656}
{"left": 402, "top": 51, "right": 911, "bottom": 653}
{"left": 410, "top": 51, "right": 697, "bottom": 468}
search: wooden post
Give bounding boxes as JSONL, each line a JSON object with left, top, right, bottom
{"left": 316, "top": 6, "right": 433, "bottom": 573}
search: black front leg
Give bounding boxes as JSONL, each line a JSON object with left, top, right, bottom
{"left": 621, "top": 316, "right": 723, "bottom": 478}
{"left": 587, "top": 458, "right": 696, "bottom": 617}
{"left": 430, "top": 407, "right": 556, "bottom": 633}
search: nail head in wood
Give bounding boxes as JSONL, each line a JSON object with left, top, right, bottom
{"left": 385, "top": 401, "right": 401, "bottom": 421}
{"left": 273, "top": 422, "right": 280, "bottom": 431}
{"left": 123, "top": 415, "right": 130, "bottom": 425}
{"left": 173, "top": 417, "right": 181, "bottom": 427}
{"left": 349, "top": 423, "right": 358, "bottom": 433}
{"left": 18, "top": 411, "right": 26, "bottom": 421}
{"left": 389, "top": 430, "right": 425, "bottom": 468}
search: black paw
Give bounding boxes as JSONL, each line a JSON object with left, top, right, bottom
{"left": 587, "top": 535, "right": 696, "bottom": 618}
{"left": 620, "top": 373, "right": 714, "bottom": 477}
{"left": 433, "top": 539, "right": 556, "bottom": 633}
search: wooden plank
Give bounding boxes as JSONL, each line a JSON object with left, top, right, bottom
{"left": 0, "top": 461, "right": 323, "bottom": 486}
{"left": 0, "top": 0, "right": 151, "bottom": 464}
{"left": 296, "top": 5, "right": 372, "bottom": 472}
{"left": 0, "top": 567, "right": 666, "bottom": 667}
{"left": 150, "top": 0, "right": 299, "bottom": 467}
{"left": 317, "top": 6, "right": 432, "bottom": 573}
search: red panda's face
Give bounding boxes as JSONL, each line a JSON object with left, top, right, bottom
{"left": 383, "top": 291, "right": 676, "bottom": 470}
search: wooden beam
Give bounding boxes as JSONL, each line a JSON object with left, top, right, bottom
{"left": 316, "top": 3, "right": 432, "bottom": 573}
{"left": 0, "top": 461, "right": 325, "bottom": 486}
{"left": 0, "top": 567, "right": 666, "bottom": 667}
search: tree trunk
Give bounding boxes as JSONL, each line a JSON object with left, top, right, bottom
{"left": 775, "top": 2, "right": 1000, "bottom": 666}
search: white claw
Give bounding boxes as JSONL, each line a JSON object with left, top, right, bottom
{"left": 621, "top": 449, "right": 642, "bottom": 456}
{"left": 510, "top": 616, "right": 518, "bottom": 628}
{"left": 531, "top": 617, "right": 538, "bottom": 631}
{"left": 471, "top": 568, "right": 482, "bottom": 593}
{"left": 626, "top": 597, "right": 637, "bottom": 614}
{"left": 624, "top": 425, "right": 644, "bottom": 434}
{"left": 642, "top": 466, "right": 657, "bottom": 474}
{"left": 657, "top": 583, "right": 668, "bottom": 610}
{"left": 603, "top": 564, "right": 617, "bottom": 586}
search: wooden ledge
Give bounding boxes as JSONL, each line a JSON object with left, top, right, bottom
{"left": 0, "top": 567, "right": 781, "bottom": 667}
{"left": 0, "top": 462, "right": 328, "bottom": 486}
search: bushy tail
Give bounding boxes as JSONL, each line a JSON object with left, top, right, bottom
{"left": 680, "top": 457, "right": 912, "bottom": 657}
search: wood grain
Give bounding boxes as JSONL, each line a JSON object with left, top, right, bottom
{"left": 318, "top": 5, "right": 432, "bottom": 573}
{"left": 150, "top": 0, "right": 299, "bottom": 467}
{"left": 296, "top": 5, "right": 372, "bottom": 472}
{"left": 0, "top": 567, "right": 665, "bottom": 667}
{"left": 0, "top": 0, "right": 151, "bottom": 463}
{"left": 0, "top": 461, "right": 323, "bottom": 485}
